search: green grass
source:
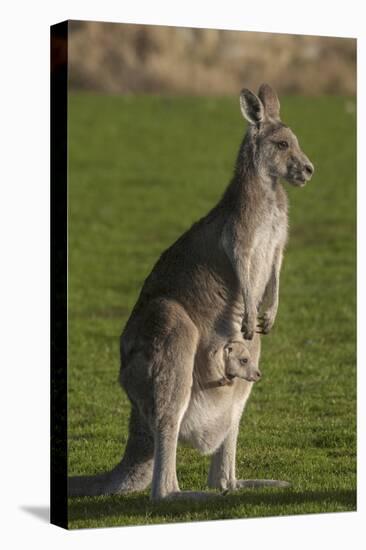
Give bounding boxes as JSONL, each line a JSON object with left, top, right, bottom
{"left": 67, "top": 93, "right": 356, "bottom": 529}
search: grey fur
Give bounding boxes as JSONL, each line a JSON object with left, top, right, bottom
{"left": 68, "top": 84, "right": 313, "bottom": 500}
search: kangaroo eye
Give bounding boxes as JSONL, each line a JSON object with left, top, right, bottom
{"left": 240, "top": 358, "right": 248, "bottom": 365}
{"left": 277, "top": 140, "right": 289, "bottom": 150}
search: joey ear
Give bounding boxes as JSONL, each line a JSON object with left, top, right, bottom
{"left": 224, "top": 344, "right": 233, "bottom": 356}
{"left": 258, "top": 83, "right": 280, "bottom": 120}
{"left": 239, "top": 89, "right": 265, "bottom": 125}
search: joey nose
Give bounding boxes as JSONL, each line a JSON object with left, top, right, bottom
{"left": 249, "top": 370, "right": 262, "bottom": 382}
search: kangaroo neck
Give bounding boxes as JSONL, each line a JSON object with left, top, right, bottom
{"left": 233, "top": 167, "right": 278, "bottom": 198}
{"left": 224, "top": 140, "right": 279, "bottom": 208}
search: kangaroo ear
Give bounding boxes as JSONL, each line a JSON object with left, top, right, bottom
{"left": 258, "top": 83, "right": 280, "bottom": 120}
{"left": 240, "top": 89, "right": 265, "bottom": 125}
{"left": 224, "top": 344, "right": 233, "bottom": 356}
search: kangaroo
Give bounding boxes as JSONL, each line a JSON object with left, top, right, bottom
{"left": 69, "top": 84, "right": 314, "bottom": 500}
{"left": 217, "top": 340, "right": 262, "bottom": 386}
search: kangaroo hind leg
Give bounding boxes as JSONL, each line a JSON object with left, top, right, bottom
{"left": 147, "top": 300, "right": 215, "bottom": 501}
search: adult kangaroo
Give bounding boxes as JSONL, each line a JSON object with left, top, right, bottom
{"left": 69, "top": 84, "right": 314, "bottom": 501}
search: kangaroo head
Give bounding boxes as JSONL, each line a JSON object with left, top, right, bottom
{"left": 223, "top": 340, "right": 261, "bottom": 382}
{"left": 239, "top": 83, "right": 314, "bottom": 187}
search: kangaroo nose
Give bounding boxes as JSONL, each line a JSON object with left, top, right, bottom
{"left": 254, "top": 370, "right": 262, "bottom": 381}
{"left": 304, "top": 163, "right": 314, "bottom": 176}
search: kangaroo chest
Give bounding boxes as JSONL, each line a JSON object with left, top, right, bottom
{"left": 249, "top": 203, "right": 287, "bottom": 304}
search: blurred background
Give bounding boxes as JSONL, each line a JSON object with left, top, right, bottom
{"left": 69, "top": 21, "right": 356, "bottom": 96}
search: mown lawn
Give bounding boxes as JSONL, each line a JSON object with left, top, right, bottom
{"left": 67, "top": 93, "right": 356, "bottom": 529}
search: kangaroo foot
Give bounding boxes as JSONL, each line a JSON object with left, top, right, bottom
{"left": 233, "top": 479, "right": 291, "bottom": 490}
{"left": 154, "top": 490, "right": 221, "bottom": 502}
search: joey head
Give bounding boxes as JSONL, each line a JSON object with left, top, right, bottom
{"left": 221, "top": 340, "right": 262, "bottom": 384}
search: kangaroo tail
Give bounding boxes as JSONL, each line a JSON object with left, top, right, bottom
{"left": 68, "top": 406, "right": 154, "bottom": 498}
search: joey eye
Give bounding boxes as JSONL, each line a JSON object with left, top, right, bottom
{"left": 277, "top": 140, "right": 289, "bottom": 150}
{"left": 240, "top": 358, "right": 248, "bottom": 365}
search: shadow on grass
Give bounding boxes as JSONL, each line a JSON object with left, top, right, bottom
{"left": 68, "top": 488, "right": 356, "bottom": 525}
